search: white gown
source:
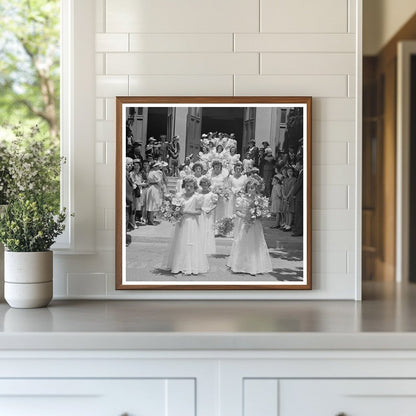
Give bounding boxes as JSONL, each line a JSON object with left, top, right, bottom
{"left": 208, "top": 168, "right": 230, "bottom": 221}
{"left": 227, "top": 196, "right": 273, "bottom": 275}
{"left": 199, "top": 191, "right": 218, "bottom": 255}
{"left": 198, "top": 152, "right": 211, "bottom": 171}
{"left": 165, "top": 194, "right": 209, "bottom": 274}
{"left": 226, "top": 174, "right": 247, "bottom": 217}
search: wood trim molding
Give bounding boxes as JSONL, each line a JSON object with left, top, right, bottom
{"left": 378, "top": 12, "right": 416, "bottom": 68}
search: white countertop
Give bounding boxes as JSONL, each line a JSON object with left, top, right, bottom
{"left": 1, "top": 282, "right": 416, "bottom": 351}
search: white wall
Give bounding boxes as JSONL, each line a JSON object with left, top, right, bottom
{"left": 54, "top": 0, "right": 361, "bottom": 300}
{"left": 363, "top": 0, "right": 416, "bottom": 55}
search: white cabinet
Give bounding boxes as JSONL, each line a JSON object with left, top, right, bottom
{"left": 0, "top": 379, "right": 195, "bottom": 416}
{"left": 1, "top": 350, "right": 416, "bottom": 415}
{"left": 280, "top": 380, "right": 416, "bottom": 416}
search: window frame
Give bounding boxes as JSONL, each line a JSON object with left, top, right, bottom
{"left": 53, "top": 0, "right": 95, "bottom": 253}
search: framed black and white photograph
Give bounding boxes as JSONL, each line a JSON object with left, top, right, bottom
{"left": 116, "top": 96, "right": 311, "bottom": 290}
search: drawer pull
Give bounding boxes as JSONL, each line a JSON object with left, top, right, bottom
{"left": 336, "top": 413, "right": 347, "bottom": 416}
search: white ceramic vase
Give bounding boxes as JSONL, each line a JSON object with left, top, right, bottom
{"left": 4, "top": 251, "right": 53, "bottom": 308}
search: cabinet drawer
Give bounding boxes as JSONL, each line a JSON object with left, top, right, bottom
{"left": 280, "top": 380, "right": 416, "bottom": 416}
{"left": 0, "top": 379, "right": 195, "bottom": 416}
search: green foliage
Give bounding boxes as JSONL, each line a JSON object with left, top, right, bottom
{"left": 0, "top": 0, "right": 60, "bottom": 139}
{"left": 0, "top": 124, "right": 61, "bottom": 209}
{"left": 0, "top": 196, "right": 66, "bottom": 252}
{"left": 0, "top": 141, "right": 12, "bottom": 205}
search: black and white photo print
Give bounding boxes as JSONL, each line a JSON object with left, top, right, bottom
{"left": 116, "top": 97, "right": 311, "bottom": 290}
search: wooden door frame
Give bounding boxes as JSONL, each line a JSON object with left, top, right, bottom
{"left": 396, "top": 41, "right": 416, "bottom": 282}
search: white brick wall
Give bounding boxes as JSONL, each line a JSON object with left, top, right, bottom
{"left": 57, "top": 0, "right": 361, "bottom": 300}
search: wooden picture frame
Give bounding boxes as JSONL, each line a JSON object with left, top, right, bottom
{"left": 116, "top": 96, "right": 312, "bottom": 290}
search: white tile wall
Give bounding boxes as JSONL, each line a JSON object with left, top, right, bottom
{"left": 235, "top": 34, "right": 356, "bottom": 53}
{"left": 96, "top": 142, "right": 106, "bottom": 164}
{"left": 313, "top": 231, "right": 355, "bottom": 251}
{"left": 106, "top": 0, "right": 260, "bottom": 33}
{"left": 312, "top": 210, "right": 355, "bottom": 230}
{"left": 261, "top": 53, "right": 355, "bottom": 75}
{"left": 312, "top": 99, "right": 355, "bottom": 120}
{"left": 96, "top": 75, "right": 128, "bottom": 97}
{"left": 96, "top": 98, "right": 104, "bottom": 120}
{"left": 106, "top": 53, "right": 259, "bottom": 75}
{"left": 105, "top": 98, "right": 116, "bottom": 120}
{"left": 96, "top": 121, "right": 116, "bottom": 142}
{"left": 313, "top": 121, "right": 355, "bottom": 141}
{"left": 95, "top": 53, "right": 105, "bottom": 75}
{"left": 96, "top": 34, "right": 129, "bottom": 52}
{"left": 235, "top": 75, "right": 348, "bottom": 97}
{"left": 55, "top": 0, "right": 361, "bottom": 300}
{"left": 313, "top": 185, "right": 349, "bottom": 210}
{"left": 67, "top": 273, "right": 107, "bottom": 296}
{"left": 313, "top": 165, "right": 355, "bottom": 185}
{"left": 95, "top": 0, "right": 105, "bottom": 32}
{"left": 313, "top": 251, "right": 348, "bottom": 274}
{"left": 313, "top": 142, "right": 349, "bottom": 165}
{"left": 129, "top": 75, "right": 233, "bottom": 96}
{"left": 348, "top": 75, "right": 356, "bottom": 97}
{"left": 96, "top": 164, "right": 115, "bottom": 187}
{"left": 261, "top": 0, "right": 348, "bottom": 33}
{"left": 349, "top": 0, "right": 357, "bottom": 33}
{"left": 130, "top": 34, "right": 234, "bottom": 52}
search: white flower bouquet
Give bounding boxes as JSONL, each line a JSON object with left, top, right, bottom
{"left": 244, "top": 195, "right": 271, "bottom": 225}
{"left": 212, "top": 185, "right": 231, "bottom": 200}
{"left": 160, "top": 194, "right": 184, "bottom": 224}
{"left": 215, "top": 216, "right": 235, "bottom": 236}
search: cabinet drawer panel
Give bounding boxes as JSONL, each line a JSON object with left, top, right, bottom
{"left": 280, "top": 380, "right": 416, "bottom": 416}
{"left": 244, "top": 379, "right": 279, "bottom": 416}
{"left": 0, "top": 379, "right": 196, "bottom": 416}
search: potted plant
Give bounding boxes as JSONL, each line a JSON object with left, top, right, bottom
{"left": 0, "top": 124, "right": 66, "bottom": 308}
{"left": 0, "top": 197, "right": 66, "bottom": 308}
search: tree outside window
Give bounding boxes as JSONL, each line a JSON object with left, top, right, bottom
{"left": 0, "top": 0, "right": 60, "bottom": 208}
{"left": 0, "top": 0, "right": 60, "bottom": 140}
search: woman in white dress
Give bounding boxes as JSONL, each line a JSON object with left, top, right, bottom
{"left": 146, "top": 162, "right": 163, "bottom": 225}
{"left": 208, "top": 159, "right": 230, "bottom": 222}
{"left": 224, "top": 146, "right": 241, "bottom": 173}
{"left": 191, "top": 162, "right": 205, "bottom": 190}
{"left": 198, "top": 146, "right": 211, "bottom": 172}
{"left": 199, "top": 177, "right": 218, "bottom": 255}
{"left": 226, "top": 162, "right": 247, "bottom": 217}
{"left": 208, "top": 141, "right": 216, "bottom": 162}
{"left": 225, "top": 136, "right": 237, "bottom": 152}
{"left": 215, "top": 144, "right": 226, "bottom": 165}
{"left": 165, "top": 176, "right": 209, "bottom": 275}
{"left": 129, "top": 159, "right": 146, "bottom": 225}
{"left": 227, "top": 178, "right": 272, "bottom": 275}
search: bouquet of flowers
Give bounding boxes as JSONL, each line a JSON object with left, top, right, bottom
{"left": 215, "top": 216, "right": 235, "bottom": 237}
{"left": 160, "top": 194, "right": 184, "bottom": 224}
{"left": 244, "top": 195, "right": 271, "bottom": 225}
{"left": 212, "top": 185, "right": 231, "bottom": 200}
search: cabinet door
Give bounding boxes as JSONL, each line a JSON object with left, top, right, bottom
{"left": 280, "top": 380, "right": 416, "bottom": 416}
{"left": 0, "top": 379, "right": 195, "bottom": 416}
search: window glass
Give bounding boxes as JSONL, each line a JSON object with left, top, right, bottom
{"left": 0, "top": 0, "right": 60, "bottom": 208}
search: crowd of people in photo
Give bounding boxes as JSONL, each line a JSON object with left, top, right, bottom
{"left": 125, "top": 130, "right": 304, "bottom": 275}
